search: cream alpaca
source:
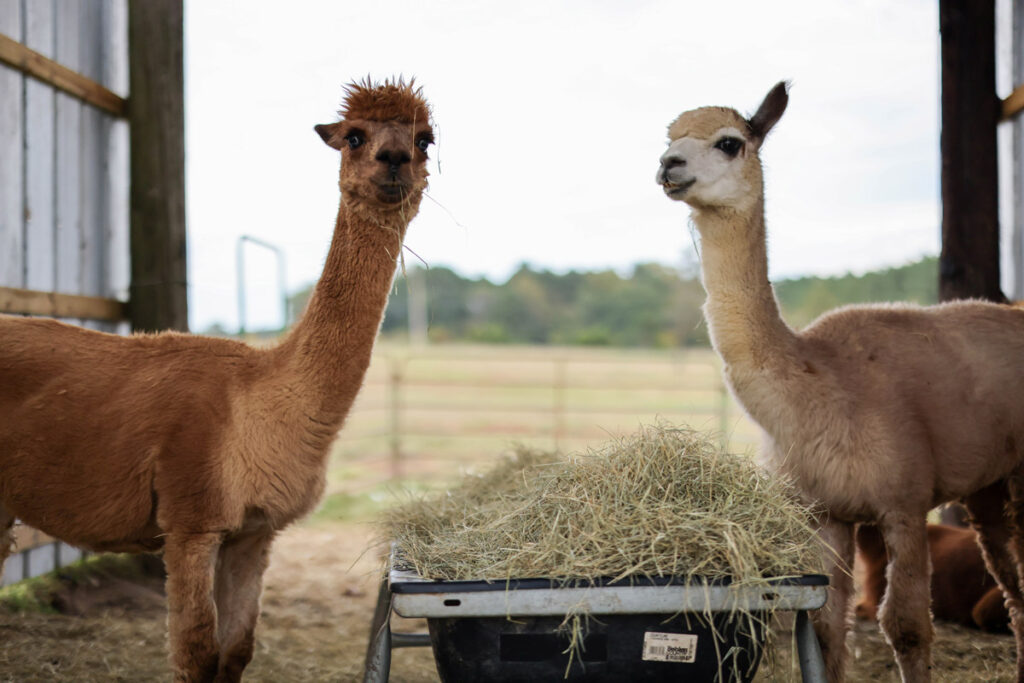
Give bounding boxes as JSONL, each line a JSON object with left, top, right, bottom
{"left": 656, "top": 82, "right": 1024, "bottom": 683}
{"left": 0, "top": 78, "right": 434, "bottom": 683}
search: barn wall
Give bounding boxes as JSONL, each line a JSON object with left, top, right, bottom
{"left": 0, "top": 0, "right": 129, "bottom": 586}
{"left": 1012, "top": 0, "right": 1024, "bottom": 298}
{"left": 997, "top": 0, "right": 1024, "bottom": 298}
{"left": 0, "top": 0, "right": 129, "bottom": 322}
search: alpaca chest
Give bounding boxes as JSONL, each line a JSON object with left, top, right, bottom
{"left": 233, "top": 448, "right": 328, "bottom": 528}
{"left": 225, "top": 414, "right": 334, "bottom": 529}
{"left": 757, "top": 423, "right": 901, "bottom": 521}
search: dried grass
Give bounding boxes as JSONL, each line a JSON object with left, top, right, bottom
{"left": 386, "top": 423, "right": 825, "bottom": 585}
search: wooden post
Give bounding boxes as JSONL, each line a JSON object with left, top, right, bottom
{"left": 938, "top": 0, "right": 1000, "bottom": 527}
{"left": 718, "top": 378, "right": 730, "bottom": 452}
{"left": 389, "top": 359, "right": 404, "bottom": 480}
{"left": 938, "top": 0, "right": 1003, "bottom": 303}
{"left": 407, "top": 266, "right": 429, "bottom": 345}
{"left": 553, "top": 357, "right": 567, "bottom": 451}
{"left": 128, "top": 0, "right": 187, "bottom": 332}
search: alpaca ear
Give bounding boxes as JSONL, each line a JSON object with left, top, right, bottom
{"left": 315, "top": 123, "right": 343, "bottom": 150}
{"left": 748, "top": 81, "right": 789, "bottom": 143}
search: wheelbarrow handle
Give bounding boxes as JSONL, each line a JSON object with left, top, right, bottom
{"left": 363, "top": 573, "right": 394, "bottom": 683}
{"left": 795, "top": 610, "right": 828, "bottom": 683}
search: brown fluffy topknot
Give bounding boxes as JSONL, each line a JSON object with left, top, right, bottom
{"left": 339, "top": 77, "right": 431, "bottom": 125}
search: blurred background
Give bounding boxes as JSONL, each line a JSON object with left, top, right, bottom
{"left": 1, "top": 0, "right": 1022, "bottom": 577}
{"left": 182, "top": 0, "right": 1018, "bottom": 505}
{"left": 2, "top": 2, "right": 1023, "bottom": 678}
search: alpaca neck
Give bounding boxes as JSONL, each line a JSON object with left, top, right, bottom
{"left": 694, "top": 197, "right": 800, "bottom": 375}
{"left": 279, "top": 202, "right": 409, "bottom": 424}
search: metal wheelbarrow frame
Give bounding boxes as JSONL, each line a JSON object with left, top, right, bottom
{"left": 363, "top": 559, "right": 830, "bottom": 682}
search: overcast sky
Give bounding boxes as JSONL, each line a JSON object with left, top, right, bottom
{"left": 185, "top": 0, "right": 948, "bottom": 332}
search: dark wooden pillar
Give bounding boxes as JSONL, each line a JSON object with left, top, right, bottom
{"left": 938, "top": 0, "right": 1004, "bottom": 303}
{"left": 128, "top": 0, "right": 188, "bottom": 332}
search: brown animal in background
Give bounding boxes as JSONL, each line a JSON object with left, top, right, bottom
{"left": 855, "top": 523, "right": 1008, "bottom": 632}
{"left": 0, "top": 78, "right": 434, "bottom": 683}
{"left": 656, "top": 82, "right": 1024, "bottom": 682}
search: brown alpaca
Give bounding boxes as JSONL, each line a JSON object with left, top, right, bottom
{"left": 0, "top": 78, "right": 434, "bottom": 682}
{"left": 656, "top": 82, "right": 1024, "bottom": 683}
{"left": 855, "top": 523, "right": 1008, "bottom": 632}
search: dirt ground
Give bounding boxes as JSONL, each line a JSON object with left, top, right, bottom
{"left": 0, "top": 521, "right": 1016, "bottom": 682}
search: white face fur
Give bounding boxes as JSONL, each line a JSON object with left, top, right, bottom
{"left": 656, "top": 125, "right": 755, "bottom": 210}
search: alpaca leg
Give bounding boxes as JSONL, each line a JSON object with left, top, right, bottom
{"left": 854, "top": 523, "right": 888, "bottom": 621}
{"left": 964, "top": 483, "right": 1024, "bottom": 679}
{"left": 964, "top": 483, "right": 1024, "bottom": 602}
{"left": 164, "top": 531, "right": 224, "bottom": 683}
{"left": 972, "top": 586, "right": 1010, "bottom": 632}
{"left": 0, "top": 503, "right": 14, "bottom": 577}
{"left": 877, "top": 515, "right": 933, "bottom": 683}
{"left": 213, "top": 531, "right": 275, "bottom": 683}
{"left": 1006, "top": 470, "right": 1024, "bottom": 682}
{"left": 811, "top": 518, "right": 854, "bottom": 682}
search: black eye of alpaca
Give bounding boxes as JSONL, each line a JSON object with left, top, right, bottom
{"left": 345, "top": 133, "right": 364, "bottom": 150}
{"left": 416, "top": 136, "right": 433, "bottom": 153}
{"left": 714, "top": 137, "right": 743, "bottom": 157}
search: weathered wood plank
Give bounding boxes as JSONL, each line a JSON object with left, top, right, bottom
{"left": 939, "top": 0, "right": 1003, "bottom": 302}
{"left": 0, "top": 1, "right": 24, "bottom": 288}
{"left": 1, "top": 553, "right": 23, "bottom": 585}
{"left": 56, "top": 1, "right": 84, "bottom": 299}
{"left": 27, "top": 544, "right": 56, "bottom": 577}
{"left": 101, "top": 0, "right": 129, "bottom": 94}
{"left": 24, "top": 0, "right": 57, "bottom": 294}
{"left": 79, "top": 0, "right": 105, "bottom": 309}
{"left": 0, "top": 285, "right": 128, "bottom": 320}
{"left": 1013, "top": 0, "right": 1024, "bottom": 300}
{"left": 0, "top": 32, "right": 127, "bottom": 117}
{"left": 12, "top": 526, "right": 54, "bottom": 553}
{"left": 128, "top": 0, "right": 188, "bottom": 332}
{"left": 102, "top": 0, "right": 131, "bottom": 335}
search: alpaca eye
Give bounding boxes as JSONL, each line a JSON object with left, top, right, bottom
{"left": 416, "top": 136, "right": 433, "bottom": 153}
{"left": 714, "top": 137, "right": 743, "bottom": 157}
{"left": 345, "top": 133, "right": 364, "bottom": 150}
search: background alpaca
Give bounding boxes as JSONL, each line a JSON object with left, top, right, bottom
{"left": 0, "top": 78, "right": 434, "bottom": 683}
{"left": 656, "top": 83, "right": 1024, "bottom": 683}
{"left": 855, "top": 523, "right": 1008, "bottom": 632}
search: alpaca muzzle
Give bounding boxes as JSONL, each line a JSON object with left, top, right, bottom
{"left": 656, "top": 153, "right": 694, "bottom": 196}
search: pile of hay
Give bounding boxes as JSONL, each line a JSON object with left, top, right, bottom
{"left": 386, "top": 424, "right": 824, "bottom": 584}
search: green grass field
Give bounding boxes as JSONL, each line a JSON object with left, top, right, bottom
{"left": 322, "top": 342, "right": 761, "bottom": 514}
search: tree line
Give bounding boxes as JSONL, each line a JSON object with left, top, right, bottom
{"left": 287, "top": 256, "right": 939, "bottom": 348}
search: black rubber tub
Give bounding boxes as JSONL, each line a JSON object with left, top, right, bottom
{"left": 391, "top": 574, "right": 828, "bottom": 683}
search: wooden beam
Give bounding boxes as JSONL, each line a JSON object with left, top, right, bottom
{"left": 0, "top": 286, "right": 128, "bottom": 321}
{"left": 1004, "top": 83, "right": 1024, "bottom": 121}
{"left": 938, "top": 0, "right": 1003, "bottom": 303}
{"left": 12, "top": 526, "right": 54, "bottom": 553}
{"left": 128, "top": 1, "right": 188, "bottom": 332}
{"left": 0, "top": 32, "right": 127, "bottom": 118}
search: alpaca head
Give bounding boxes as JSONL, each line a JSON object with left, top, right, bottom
{"left": 656, "top": 82, "right": 788, "bottom": 213}
{"left": 315, "top": 78, "right": 434, "bottom": 214}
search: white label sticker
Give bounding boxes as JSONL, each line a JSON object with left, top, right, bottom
{"left": 642, "top": 631, "right": 698, "bottom": 663}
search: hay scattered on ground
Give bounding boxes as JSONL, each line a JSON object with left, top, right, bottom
{"left": 0, "top": 523, "right": 1014, "bottom": 682}
{"left": 386, "top": 423, "right": 825, "bottom": 584}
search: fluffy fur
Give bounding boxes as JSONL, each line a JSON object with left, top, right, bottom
{"left": 0, "top": 78, "right": 434, "bottom": 683}
{"left": 339, "top": 77, "right": 430, "bottom": 124}
{"left": 657, "top": 82, "right": 1024, "bottom": 683}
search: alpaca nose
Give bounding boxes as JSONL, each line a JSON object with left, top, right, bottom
{"left": 376, "top": 148, "right": 411, "bottom": 170}
{"left": 659, "top": 152, "right": 686, "bottom": 170}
